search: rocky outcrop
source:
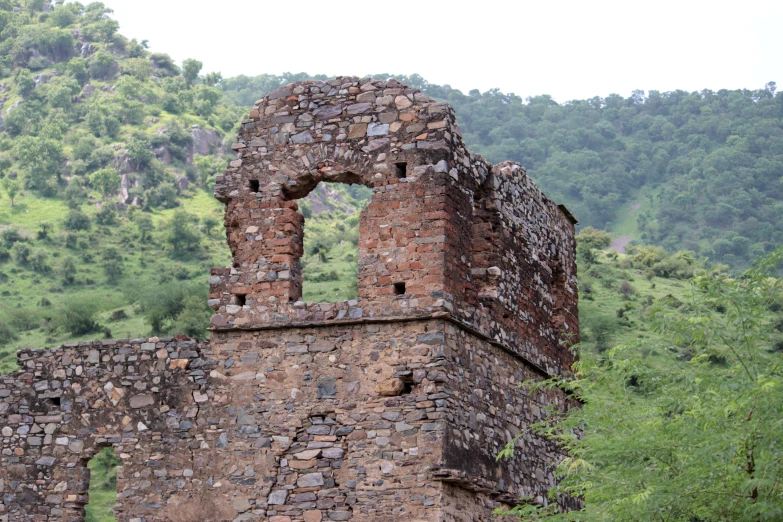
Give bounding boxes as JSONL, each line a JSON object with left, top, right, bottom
{"left": 190, "top": 125, "right": 222, "bottom": 157}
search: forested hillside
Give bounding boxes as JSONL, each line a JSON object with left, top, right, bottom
{"left": 219, "top": 73, "right": 783, "bottom": 268}
{"left": 0, "top": 0, "right": 235, "bottom": 370}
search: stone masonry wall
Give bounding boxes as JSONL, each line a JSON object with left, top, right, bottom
{"left": 209, "top": 76, "right": 578, "bottom": 376}
{"left": 1, "top": 76, "right": 580, "bottom": 521}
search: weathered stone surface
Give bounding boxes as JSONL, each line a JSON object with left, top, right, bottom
{"left": 297, "top": 472, "right": 325, "bottom": 488}
{"left": 129, "top": 394, "right": 154, "bottom": 408}
{"left": 268, "top": 490, "right": 288, "bottom": 505}
{"left": 0, "top": 77, "right": 580, "bottom": 522}
{"left": 374, "top": 378, "right": 405, "bottom": 396}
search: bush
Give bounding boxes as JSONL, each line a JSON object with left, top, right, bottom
{"left": 165, "top": 211, "right": 201, "bottom": 259}
{"left": 95, "top": 205, "right": 117, "bottom": 226}
{"left": 132, "top": 282, "right": 206, "bottom": 335}
{"left": 58, "top": 299, "right": 100, "bottom": 335}
{"left": 29, "top": 249, "right": 49, "bottom": 272}
{"left": 584, "top": 314, "right": 618, "bottom": 352}
{"left": 6, "top": 307, "right": 39, "bottom": 332}
{"left": 1, "top": 227, "right": 23, "bottom": 246}
{"left": 10, "top": 242, "right": 31, "bottom": 264}
{"left": 60, "top": 256, "right": 77, "bottom": 285}
{"left": 576, "top": 226, "right": 613, "bottom": 250}
{"left": 618, "top": 280, "right": 637, "bottom": 299}
{"left": 101, "top": 247, "right": 123, "bottom": 283}
{"left": 0, "top": 320, "right": 17, "bottom": 345}
{"left": 63, "top": 210, "right": 91, "bottom": 231}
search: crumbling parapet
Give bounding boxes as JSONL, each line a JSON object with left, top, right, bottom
{"left": 209, "top": 76, "right": 578, "bottom": 376}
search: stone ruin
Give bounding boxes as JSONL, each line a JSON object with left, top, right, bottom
{"left": 0, "top": 77, "right": 580, "bottom": 521}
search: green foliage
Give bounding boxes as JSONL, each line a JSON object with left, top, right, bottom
{"left": 57, "top": 298, "right": 100, "bottom": 336}
{"left": 575, "top": 227, "right": 612, "bottom": 250}
{"left": 182, "top": 58, "right": 202, "bottom": 86}
{"left": 2, "top": 177, "right": 19, "bottom": 206}
{"left": 101, "top": 247, "right": 122, "bottom": 284}
{"left": 89, "top": 167, "right": 120, "bottom": 200}
{"left": 84, "top": 447, "right": 121, "bottom": 522}
{"left": 60, "top": 255, "right": 77, "bottom": 285}
{"left": 63, "top": 210, "right": 91, "bottom": 231}
{"left": 501, "top": 248, "right": 783, "bottom": 521}
{"left": 193, "top": 154, "right": 228, "bottom": 189}
{"left": 88, "top": 51, "right": 115, "bottom": 79}
{"left": 133, "top": 281, "right": 208, "bottom": 338}
{"left": 14, "top": 131, "right": 64, "bottom": 189}
{"left": 164, "top": 210, "right": 202, "bottom": 259}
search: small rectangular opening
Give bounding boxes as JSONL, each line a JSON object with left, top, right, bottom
{"left": 249, "top": 179, "right": 260, "bottom": 192}
{"left": 394, "top": 162, "right": 407, "bottom": 179}
{"left": 235, "top": 294, "right": 247, "bottom": 306}
{"left": 393, "top": 282, "right": 406, "bottom": 295}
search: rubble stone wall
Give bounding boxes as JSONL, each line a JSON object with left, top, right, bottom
{"left": 1, "top": 77, "right": 580, "bottom": 521}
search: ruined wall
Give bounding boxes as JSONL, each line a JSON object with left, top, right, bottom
{"left": 1, "top": 76, "right": 579, "bottom": 521}
{"left": 209, "top": 76, "right": 578, "bottom": 376}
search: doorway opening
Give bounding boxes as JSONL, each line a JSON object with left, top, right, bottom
{"left": 84, "top": 447, "right": 121, "bottom": 521}
{"left": 298, "top": 182, "right": 371, "bottom": 302}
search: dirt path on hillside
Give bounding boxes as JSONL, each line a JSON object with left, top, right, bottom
{"left": 610, "top": 235, "right": 632, "bottom": 254}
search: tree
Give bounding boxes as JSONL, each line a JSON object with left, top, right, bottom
{"left": 101, "top": 247, "right": 123, "bottom": 283}
{"left": 182, "top": 58, "right": 202, "bottom": 86}
{"left": 201, "top": 216, "right": 220, "bottom": 237}
{"left": 134, "top": 213, "right": 154, "bottom": 241}
{"left": 63, "top": 210, "right": 91, "bottom": 231}
{"left": 500, "top": 248, "right": 783, "bottom": 521}
{"left": 88, "top": 51, "right": 116, "bottom": 79}
{"left": 203, "top": 71, "right": 222, "bottom": 87}
{"left": 575, "top": 227, "right": 612, "bottom": 251}
{"left": 171, "top": 295, "right": 209, "bottom": 339}
{"left": 60, "top": 256, "right": 76, "bottom": 285}
{"left": 3, "top": 178, "right": 19, "bottom": 206}
{"left": 89, "top": 167, "right": 120, "bottom": 200}
{"left": 165, "top": 210, "right": 201, "bottom": 258}
{"left": 57, "top": 298, "right": 99, "bottom": 335}
{"left": 14, "top": 132, "right": 65, "bottom": 189}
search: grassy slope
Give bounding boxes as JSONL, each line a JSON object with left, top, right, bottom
{"left": 0, "top": 189, "right": 230, "bottom": 374}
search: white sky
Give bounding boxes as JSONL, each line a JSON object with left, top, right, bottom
{"left": 95, "top": 0, "right": 782, "bottom": 103}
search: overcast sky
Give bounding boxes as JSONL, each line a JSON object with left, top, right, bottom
{"left": 96, "top": 0, "right": 782, "bottom": 103}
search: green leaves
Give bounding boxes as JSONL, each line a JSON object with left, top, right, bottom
{"left": 506, "top": 248, "right": 783, "bottom": 521}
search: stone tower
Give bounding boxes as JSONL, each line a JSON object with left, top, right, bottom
{"left": 0, "top": 77, "right": 579, "bottom": 521}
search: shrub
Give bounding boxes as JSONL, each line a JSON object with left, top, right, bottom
{"left": 10, "top": 242, "right": 31, "bottom": 265}
{"left": 60, "top": 256, "right": 77, "bottom": 285}
{"left": 57, "top": 299, "right": 100, "bottom": 335}
{"left": 63, "top": 210, "right": 91, "bottom": 231}
{"left": 0, "top": 320, "right": 17, "bottom": 345}
{"left": 576, "top": 226, "right": 613, "bottom": 250}
{"left": 29, "top": 249, "right": 49, "bottom": 272}
{"left": 1, "top": 227, "right": 23, "bottom": 246}
{"left": 618, "top": 280, "right": 637, "bottom": 299}
{"left": 101, "top": 247, "right": 123, "bottom": 283}
{"left": 95, "top": 205, "right": 117, "bottom": 226}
